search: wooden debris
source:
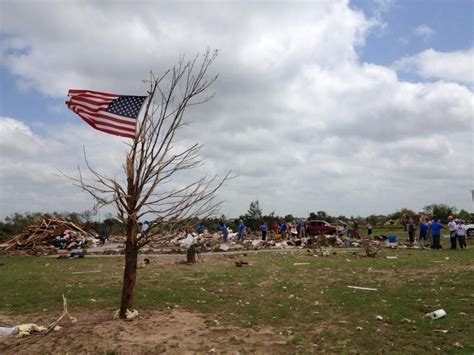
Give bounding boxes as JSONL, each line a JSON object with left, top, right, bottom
{"left": 361, "top": 238, "right": 384, "bottom": 257}
{"left": 235, "top": 260, "right": 249, "bottom": 267}
{"left": 347, "top": 286, "right": 378, "bottom": 292}
{"left": 0, "top": 217, "right": 97, "bottom": 254}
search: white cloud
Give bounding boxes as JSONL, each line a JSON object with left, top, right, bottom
{"left": 414, "top": 24, "right": 435, "bottom": 39}
{"left": 0, "top": 116, "right": 128, "bottom": 217}
{"left": 0, "top": 0, "right": 472, "bottom": 219}
{"left": 393, "top": 48, "right": 474, "bottom": 84}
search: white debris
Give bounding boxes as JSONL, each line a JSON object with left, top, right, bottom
{"left": 0, "top": 327, "right": 18, "bottom": 339}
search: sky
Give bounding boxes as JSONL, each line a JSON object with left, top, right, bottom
{"left": 0, "top": 0, "right": 473, "bottom": 221}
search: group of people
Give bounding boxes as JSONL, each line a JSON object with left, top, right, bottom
{"left": 407, "top": 216, "right": 467, "bottom": 250}
{"left": 216, "top": 219, "right": 308, "bottom": 243}
{"left": 447, "top": 216, "right": 468, "bottom": 250}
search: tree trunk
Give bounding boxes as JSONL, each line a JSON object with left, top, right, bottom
{"left": 187, "top": 244, "right": 197, "bottom": 264}
{"left": 119, "top": 219, "right": 139, "bottom": 318}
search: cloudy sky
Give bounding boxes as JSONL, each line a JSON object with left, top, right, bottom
{"left": 0, "top": 0, "right": 473, "bottom": 221}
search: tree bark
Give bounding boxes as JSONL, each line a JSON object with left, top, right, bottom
{"left": 119, "top": 219, "right": 139, "bottom": 318}
{"left": 186, "top": 244, "right": 197, "bottom": 264}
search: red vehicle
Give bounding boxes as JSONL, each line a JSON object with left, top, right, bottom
{"left": 305, "top": 220, "right": 337, "bottom": 236}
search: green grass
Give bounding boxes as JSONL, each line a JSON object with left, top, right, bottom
{"left": 1, "top": 245, "right": 473, "bottom": 353}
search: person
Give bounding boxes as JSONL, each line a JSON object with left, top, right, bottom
{"left": 447, "top": 216, "right": 457, "bottom": 249}
{"left": 366, "top": 220, "right": 373, "bottom": 236}
{"left": 272, "top": 222, "right": 279, "bottom": 233}
{"left": 351, "top": 219, "right": 360, "bottom": 239}
{"left": 102, "top": 223, "right": 111, "bottom": 244}
{"left": 196, "top": 224, "right": 205, "bottom": 235}
{"left": 427, "top": 220, "right": 433, "bottom": 247}
{"left": 407, "top": 219, "right": 415, "bottom": 243}
{"left": 279, "top": 221, "right": 288, "bottom": 239}
{"left": 289, "top": 222, "right": 298, "bottom": 238}
{"left": 260, "top": 222, "right": 268, "bottom": 241}
{"left": 218, "top": 221, "right": 229, "bottom": 243}
{"left": 430, "top": 219, "right": 444, "bottom": 250}
{"left": 455, "top": 220, "right": 467, "bottom": 250}
{"left": 419, "top": 220, "right": 428, "bottom": 247}
{"left": 298, "top": 220, "right": 306, "bottom": 238}
{"left": 238, "top": 220, "right": 245, "bottom": 241}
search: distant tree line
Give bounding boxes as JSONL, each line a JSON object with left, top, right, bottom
{"left": 0, "top": 203, "right": 472, "bottom": 241}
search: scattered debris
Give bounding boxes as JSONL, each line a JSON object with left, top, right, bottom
{"left": 347, "top": 286, "right": 378, "bottom": 292}
{"left": 235, "top": 260, "right": 249, "bottom": 267}
{"left": 426, "top": 309, "right": 446, "bottom": 320}
{"left": 453, "top": 342, "right": 463, "bottom": 348}
{"left": 2, "top": 295, "right": 76, "bottom": 341}
{"left": 361, "top": 238, "right": 384, "bottom": 257}
{"left": 433, "top": 330, "right": 448, "bottom": 333}
{"left": 0, "top": 327, "right": 17, "bottom": 339}
{"left": 376, "top": 315, "right": 383, "bottom": 321}
{"left": 137, "top": 258, "right": 150, "bottom": 268}
{"left": 16, "top": 324, "right": 47, "bottom": 338}
{"left": 114, "top": 309, "right": 139, "bottom": 320}
{"left": 70, "top": 270, "right": 101, "bottom": 275}
{"left": 293, "top": 262, "right": 310, "bottom": 266}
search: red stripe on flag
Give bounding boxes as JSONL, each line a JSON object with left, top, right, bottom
{"left": 68, "top": 89, "right": 118, "bottom": 98}
{"left": 74, "top": 111, "right": 136, "bottom": 137}
{"left": 71, "top": 107, "right": 136, "bottom": 131}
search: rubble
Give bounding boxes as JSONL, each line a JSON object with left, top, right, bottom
{"left": 0, "top": 219, "right": 423, "bottom": 256}
{"left": 0, "top": 217, "right": 100, "bottom": 255}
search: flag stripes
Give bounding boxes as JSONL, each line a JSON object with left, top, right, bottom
{"left": 66, "top": 89, "right": 147, "bottom": 139}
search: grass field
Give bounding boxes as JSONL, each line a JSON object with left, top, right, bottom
{"left": 1, "top": 242, "right": 473, "bottom": 353}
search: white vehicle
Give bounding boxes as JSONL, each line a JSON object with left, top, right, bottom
{"left": 466, "top": 223, "right": 474, "bottom": 238}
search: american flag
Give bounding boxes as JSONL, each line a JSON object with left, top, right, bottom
{"left": 66, "top": 89, "right": 147, "bottom": 139}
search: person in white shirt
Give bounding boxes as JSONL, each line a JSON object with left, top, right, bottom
{"left": 455, "top": 220, "right": 467, "bottom": 250}
{"left": 447, "top": 216, "right": 457, "bottom": 249}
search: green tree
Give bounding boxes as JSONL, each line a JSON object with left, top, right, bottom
{"left": 247, "top": 201, "right": 263, "bottom": 220}
{"left": 389, "top": 208, "right": 415, "bottom": 220}
{"left": 423, "top": 204, "right": 457, "bottom": 222}
{"left": 456, "top": 209, "right": 471, "bottom": 222}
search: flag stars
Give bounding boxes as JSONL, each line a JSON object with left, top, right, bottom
{"left": 108, "top": 96, "right": 147, "bottom": 118}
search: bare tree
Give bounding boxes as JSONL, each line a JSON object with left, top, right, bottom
{"left": 68, "top": 50, "right": 230, "bottom": 318}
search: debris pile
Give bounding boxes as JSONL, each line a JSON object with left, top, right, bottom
{"left": 141, "top": 231, "right": 363, "bottom": 256}
{"left": 361, "top": 238, "right": 384, "bottom": 257}
{"left": 0, "top": 217, "right": 100, "bottom": 255}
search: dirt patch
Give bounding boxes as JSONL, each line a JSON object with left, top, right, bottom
{"left": 0, "top": 309, "right": 293, "bottom": 354}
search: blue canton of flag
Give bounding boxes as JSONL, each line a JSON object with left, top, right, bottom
{"left": 107, "top": 96, "right": 147, "bottom": 119}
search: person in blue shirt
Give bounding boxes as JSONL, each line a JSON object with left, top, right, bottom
{"left": 419, "top": 221, "right": 428, "bottom": 247}
{"left": 298, "top": 220, "right": 306, "bottom": 238}
{"left": 102, "top": 223, "right": 111, "bottom": 244}
{"left": 196, "top": 224, "right": 205, "bottom": 234}
{"left": 279, "top": 221, "right": 288, "bottom": 239}
{"left": 260, "top": 222, "right": 268, "bottom": 241}
{"left": 238, "top": 220, "right": 245, "bottom": 241}
{"left": 430, "top": 220, "right": 444, "bottom": 250}
{"left": 218, "top": 221, "right": 229, "bottom": 243}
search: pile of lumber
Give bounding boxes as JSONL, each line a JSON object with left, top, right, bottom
{"left": 0, "top": 217, "right": 96, "bottom": 254}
